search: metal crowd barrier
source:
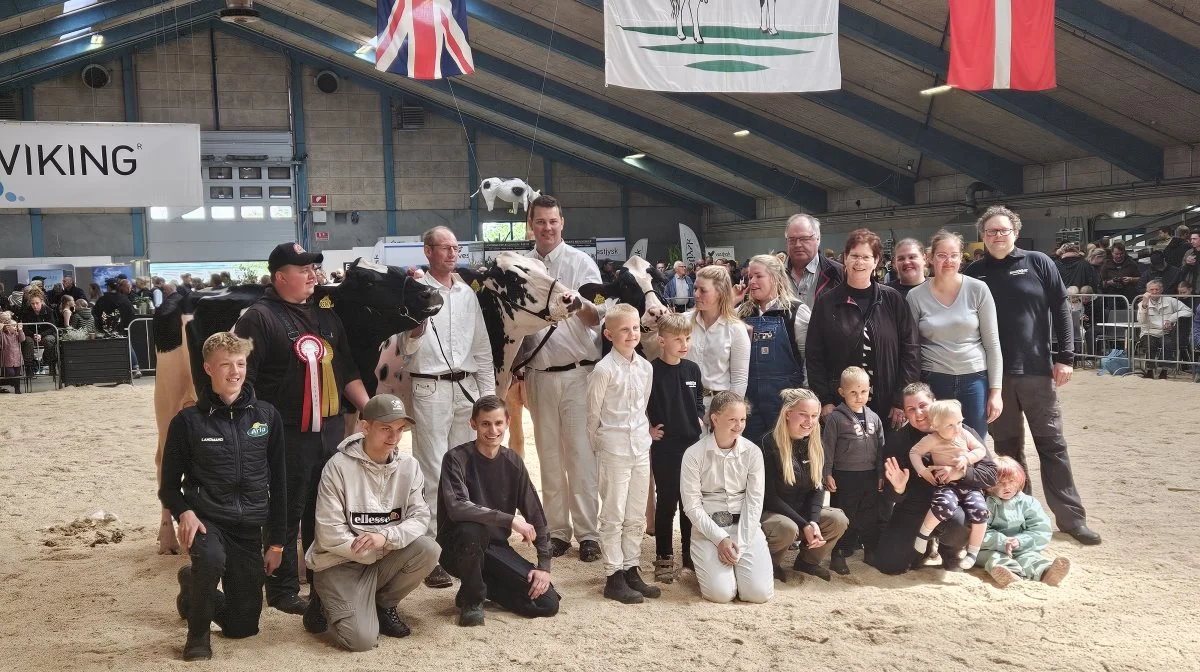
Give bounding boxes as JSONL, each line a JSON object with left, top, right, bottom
{"left": 11, "top": 321, "right": 62, "bottom": 392}
{"left": 1056, "top": 293, "right": 1133, "bottom": 373}
{"left": 1127, "top": 294, "right": 1197, "bottom": 377}
{"left": 127, "top": 317, "right": 157, "bottom": 375}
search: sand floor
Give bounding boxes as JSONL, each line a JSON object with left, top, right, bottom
{"left": 0, "top": 373, "right": 1197, "bottom": 671}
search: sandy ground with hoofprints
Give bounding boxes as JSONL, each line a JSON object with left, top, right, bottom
{"left": 1, "top": 374, "right": 1198, "bottom": 671}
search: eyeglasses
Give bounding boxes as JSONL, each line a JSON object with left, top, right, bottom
{"left": 846, "top": 253, "right": 875, "bottom": 262}
{"left": 785, "top": 235, "right": 816, "bottom": 245}
{"left": 983, "top": 228, "right": 1015, "bottom": 238}
{"left": 428, "top": 245, "right": 461, "bottom": 254}
{"left": 933, "top": 252, "right": 960, "bottom": 261}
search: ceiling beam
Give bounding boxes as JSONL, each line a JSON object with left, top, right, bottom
{"left": 839, "top": 5, "right": 1163, "bottom": 182}
{"left": 213, "top": 21, "right": 711, "bottom": 216}
{"left": 1056, "top": 0, "right": 1200, "bottom": 97}
{"left": 0, "top": 0, "right": 170, "bottom": 52}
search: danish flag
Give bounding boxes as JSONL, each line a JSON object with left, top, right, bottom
{"left": 375, "top": 0, "right": 475, "bottom": 80}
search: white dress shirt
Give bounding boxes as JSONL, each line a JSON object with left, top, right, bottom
{"left": 680, "top": 434, "right": 765, "bottom": 546}
{"left": 673, "top": 276, "right": 691, "bottom": 305}
{"left": 586, "top": 349, "right": 653, "bottom": 457}
{"left": 525, "top": 242, "right": 603, "bottom": 369}
{"left": 685, "top": 313, "right": 750, "bottom": 396}
{"left": 399, "top": 273, "right": 496, "bottom": 396}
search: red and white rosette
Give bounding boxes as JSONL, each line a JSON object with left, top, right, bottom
{"left": 294, "top": 334, "right": 327, "bottom": 432}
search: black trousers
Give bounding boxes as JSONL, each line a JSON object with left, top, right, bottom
{"left": 188, "top": 519, "right": 264, "bottom": 639}
{"left": 650, "top": 444, "right": 691, "bottom": 561}
{"left": 266, "top": 415, "right": 344, "bottom": 603}
{"left": 438, "top": 522, "right": 559, "bottom": 618}
{"left": 831, "top": 469, "right": 880, "bottom": 554}
{"left": 874, "top": 504, "right": 970, "bottom": 575}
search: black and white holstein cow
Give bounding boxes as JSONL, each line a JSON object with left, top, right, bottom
{"left": 673, "top": 0, "right": 780, "bottom": 43}
{"left": 580, "top": 255, "right": 669, "bottom": 360}
{"left": 151, "top": 259, "right": 443, "bottom": 554}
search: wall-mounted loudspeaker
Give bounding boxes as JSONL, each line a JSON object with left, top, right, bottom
{"left": 315, "top": 70, "right": 339, "bottom": 94}
{"left": 81, "top": 64, "right": 110, "bottom": 89}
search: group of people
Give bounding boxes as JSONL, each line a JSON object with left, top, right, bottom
{"left": 157, "top": 196, "right": 1100, "bottom": 661}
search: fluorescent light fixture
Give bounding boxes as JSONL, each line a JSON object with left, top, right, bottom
{"left": 624, "top": 152, "right": 645, "bottom": 160}
{"left": 733, "top": 129, "right": 751, "bottom": 137}
{"left": 62, "top": 0, "right": 99, "bottom": 14}
{"left": 920, "top": 84, "right": 953, "bottom": 96}
{"left": 58, "top": 27, "right": 92, "bottom": 42}
{"left": 89, "top": 34, "right": 104, "bottom": 47}
{"left": 1112, "top": 210, "right": 1127, "bottom": 218}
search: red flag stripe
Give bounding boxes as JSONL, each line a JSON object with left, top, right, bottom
{"left": 441, "top": 13, "right": 473, "bottom": 75}
{"left": 412, "top": 0, "right": 436, "bottom": 80}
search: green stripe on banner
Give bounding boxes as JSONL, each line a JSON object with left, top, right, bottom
{"left": 687, "top": 60, "right": 770, "bottom": 72}
{"left": 623, "top": 26, "right": 830, "bottom": 41}
{"left": 643, "top": 43, "right": 811, "bottom": 56}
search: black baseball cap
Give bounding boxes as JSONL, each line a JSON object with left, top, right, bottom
{"left": 268, "top": 243, "right": 324, "bottom": 274}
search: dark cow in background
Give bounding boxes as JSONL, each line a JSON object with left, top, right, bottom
{"left": 151, "top": 258, "right": 442, "bottom": 554}
{"left": 581, "top": 255, "right": 669, "bottom": 360}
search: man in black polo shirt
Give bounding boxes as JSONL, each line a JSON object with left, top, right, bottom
{"left": 234, "top": 243, "right": 371, "bottom": 613}
{"left": 964, "top": 206, "right": 1101, "bottom": 545}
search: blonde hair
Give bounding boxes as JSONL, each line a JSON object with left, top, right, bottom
{"left": 656, "top": 312, "right": 691, "bottom": 337}
{"left": 692, "top": 265, "right": 739, "bottom": 324}
{"left": 928, "top": 229, "right": 964, "bottom": 257}
{"left": 202, "top": 332, "right": 254, "bottom": 361}
{"left": 738, "top": 254, "right": 798, "bottom": 318}
{"left": 604, "top": 302, "right": 640, "bottom": 328}
{"left": 840, "top": 366, "right": 870, "bottom": 387}
{"left": 927, "top": 399, "right": 963, "bottom": 429}
{"left": 708, "top": 390, "right": 750, "bottom": 428}
{"left": 771, "top": 388, "right": 824, "bottom": 486}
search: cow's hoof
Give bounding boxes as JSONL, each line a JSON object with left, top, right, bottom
{"left": 696, "top": 37, "right": 704, "bottom": 44}
{"left": 767, "top": 28, "right": 778, "bottom": 36}
{"left": 677, "top": 32, "right": 685, "bottom": 41}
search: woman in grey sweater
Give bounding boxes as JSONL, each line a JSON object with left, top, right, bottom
{"left": 906, "top": 230, "right": 1003, "bottom": 441}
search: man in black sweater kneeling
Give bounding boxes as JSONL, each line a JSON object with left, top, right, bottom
{"left": 159, "top": 332, "right": 287, "bottom": 661}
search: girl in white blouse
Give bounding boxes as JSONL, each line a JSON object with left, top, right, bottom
{"left": 685, "top": 265, "right": 750, "bottom": 410}
{"left": 680, "top": 392, "right": 773, "bottom": 604}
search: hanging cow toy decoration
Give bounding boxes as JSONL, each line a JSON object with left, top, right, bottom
{"left": 472, "top": 177, "right": 541, "bottom": 214}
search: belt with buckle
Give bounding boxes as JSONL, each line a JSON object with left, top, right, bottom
{"left": 539, "top": 359, "right": 597, "bottom": 373}
{"left": 710, "top": 511, "right": 741, "bottom": 526}
{"left": 410, "top": 370, "right": 468, "bottom": 382}
{"left": 702, "top": 387, "right": 722, "bottom": 397}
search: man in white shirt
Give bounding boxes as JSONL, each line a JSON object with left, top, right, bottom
{"left": 521, "top": 195, "right": 604, "bottom": 562}
{"left": 664, "top": 261, "right": 694, "bottom": 312}
{"left": 1137, "top": 278, "right": 1192, "bottom": 379}
{"left": 396, "top": 226, "right": 495, "bottom": 588}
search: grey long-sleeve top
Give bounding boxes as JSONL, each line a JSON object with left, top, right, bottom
{"left": 906, "top": 275, "right": 1003, "bottom": 389}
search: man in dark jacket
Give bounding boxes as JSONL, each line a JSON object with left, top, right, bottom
{"left": 1163, "top": 224, "right": 1191, "bottom": 269}
{"left": 1138, "top": 250, "right": 1182, "bottom": 295}
{"left": 1054, "top": 243, "right": 1101, "bottom": 290}
{"left": 784, "top": 214, "right": 845, "bottom": 308}
{"left": 159, "top": 332, "right": 287, "bottom": 661}
{"left": 93, "top": 279, "right": 135, "bottom": 334}
{"left": 1100, "top": 241, "right": 1141, "bottom": 303}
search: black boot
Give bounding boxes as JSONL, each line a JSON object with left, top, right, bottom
{"left": 603, "top": 571, "right": 644, "bottom": 604}
{"left": 458, "top": 603, "right": 485, "bottom": 627}
{"left": 303, "top": 592, "right": 327, "bottom": 634}
{"left": 182, "top": 631, "right": 212, "bottom": 661}
{"left": 624, "top": 567, "right": 661, "bottom": 598}
{"left": 376, "top": 605, "right": 411, "bottom": 638}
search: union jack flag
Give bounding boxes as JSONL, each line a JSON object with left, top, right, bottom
{"left": 376, "top": 0, "right": 475, "bottom": 80}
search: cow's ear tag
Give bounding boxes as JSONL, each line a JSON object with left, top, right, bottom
{"left": 471, "top": 280, "right": 481, "bottom": 292}
{"left": 593, "top": 294, "right": 605, "bottom": 305}
{"left": 319, "top": 296, "right": 333, "bottom": 309}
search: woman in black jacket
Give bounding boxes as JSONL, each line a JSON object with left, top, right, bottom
{"left": 16, "top": 288, "right": 59, "bottom": 376}
{"left": 806, "top": 228, "right": 920, "bottom": 428}
{"left": 760, "top": 388, "right": 850, "bottom": 580}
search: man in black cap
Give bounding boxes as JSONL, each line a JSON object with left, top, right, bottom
{"left": 234, "top": 242, "right": 370, "bottom": 614}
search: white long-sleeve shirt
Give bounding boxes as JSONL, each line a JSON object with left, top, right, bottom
{"left": 1138, "top": 295, "right": 1192, "bottom": 338}
{"left": 680, "top": 434, "right": 765, "bottom": 547}
{"left": 525, "top": 242, "right": 603, "bottom": 369}
{"left": 586, "top": 349, "right": 653, "bottom": 457}
{"left": 685, "top": 313, "right": 750, "bottom": 396}
{"left": 398, "top": 273, "right": 495, "bottom": 396}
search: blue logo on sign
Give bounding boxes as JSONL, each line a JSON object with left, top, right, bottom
{"left": 0, "top": 181, "right": 26, "bottom": 203}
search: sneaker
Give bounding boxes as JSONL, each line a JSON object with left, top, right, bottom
{"left": 1041, "top": 557, "right": 1072, "bottom": 586}
{"left": 603, "top": 571, "right": 644, "bottom": 604}
{"left": 550, "top": 538, "right": 572, "bottom": 558}
{"left": 989, "top": 565, "right": 1020, "bottom": 588}
{"left": 423, "top": 564, "right": 454, "bottom": 589}
{"left": 176, "top": 565, "right": 192, "bottom": 620}
{"left": 270, "top": 593, "right": 309, "bottom": 615}
{"left": 578, "top": 540, "right": 601, "bottom": 562}
{"left": 458, "top": 603, "right": 485, "bottom": 627}
{"left": 376, "top": 605, "right": 411, "bottom": 638}
{"left": 959, "top": 551, "right": 979, "bottom": 570}
{"left": 624, "top": 567, "right": 661, "bottom": 598}
{"left": 793, "top": 559, "right": 832, "bottom": 582}
{"left": 654, "top": 556, "right": 676, "bottom": 584}
{"left": 303, "top": 592, "right": 327, "bottom": 634}
{"left": 182, "top": 632, "right": 212, "bottom": 661}
{"left": 1065, "top": 525, "right": 1102, "bottom": 545}
{"left": 829, "top": 554, "right": 850, "bottom": 575}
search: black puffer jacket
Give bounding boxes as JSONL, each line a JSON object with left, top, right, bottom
{"left": 158, "top": 386, "right": 287, "bottom": 544}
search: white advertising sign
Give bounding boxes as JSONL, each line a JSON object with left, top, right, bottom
{"left": 0, "top": 121, "right": 202, "bottom": 208}
{"left": 707, "top": 246, "right": 736, "bottom": 262}
{"left": 595, "top": 237, "right": 627, "bottom": 261}
{"left": 679, "top": 223, "right": 703, "bottom": 267}
{"left": 379, "top": 241, "right": 471, "bottom": 268}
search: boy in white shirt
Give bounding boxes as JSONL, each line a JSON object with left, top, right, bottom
{"left": 586, "top": 304, "right": 660, "bottom": 604}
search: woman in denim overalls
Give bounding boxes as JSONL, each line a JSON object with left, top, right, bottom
{"left": 739, "top": 254, "right": 811, "bottom": 445}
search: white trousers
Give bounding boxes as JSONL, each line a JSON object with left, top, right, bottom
{"left": 526, "top": 366, "right": 600, "bottom": 543}
{"left": 691, "top": 524, "right": 773, "bottom": 604}
{"left": 409, "top": 376, "right": 477, "bottom": 536}
{"left": 597, "top": 450, "right": 650, "bottom": 574}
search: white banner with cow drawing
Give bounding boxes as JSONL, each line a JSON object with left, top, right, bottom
{"left": 604, "top": 0, "right": 840, "bottom": 92}
{"left": 0, "top": 121, "right": 202, "bottom": 208}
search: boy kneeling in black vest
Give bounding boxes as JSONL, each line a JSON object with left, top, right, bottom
{"left": 159, "top": 332, "right": 287, "bottom": 661}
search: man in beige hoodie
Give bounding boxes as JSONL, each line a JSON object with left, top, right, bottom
{"left": 304, "top": 394, "right": 440, "bottom": 651}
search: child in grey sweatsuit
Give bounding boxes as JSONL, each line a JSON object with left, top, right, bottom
{"left": 822, "top": 367, "right": 885, "bottom": 566}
